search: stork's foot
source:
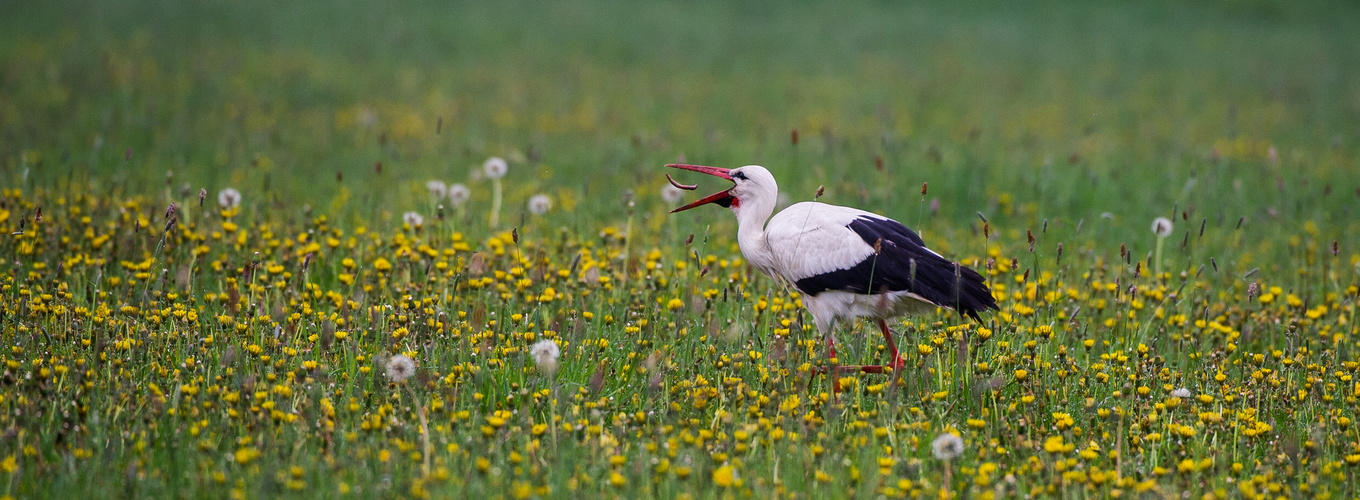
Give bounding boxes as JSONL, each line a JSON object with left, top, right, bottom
{"left": 856, "top": 365, "right": 894, "bottom": 374}
{"left": 809, "top": 361, "right": 906, "bottom": 397}
{"left": 809, "top": 365, "right": 860, "bottom": 394}
{"left": 810, "top": 361, "right": 906, "bottom": 394}
{"left": 816, "top": 355, "right": 906, "bottom": 375}
{"left": 812, "top": 365, "right": 881, "bottom": 375}
{"left": 863, "top": 353, "right": 908, "bottom": 373}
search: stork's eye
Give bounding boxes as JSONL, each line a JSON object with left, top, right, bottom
{"left": 732, "top": 171, "right": 748, "bottom": 181}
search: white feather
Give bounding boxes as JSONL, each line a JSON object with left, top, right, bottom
{"left": 764, "top": 202, "right": 876, "bottom": 281}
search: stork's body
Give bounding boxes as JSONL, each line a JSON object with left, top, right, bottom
{"left": 669, "top": 164, "right": 997, "bottom": 375}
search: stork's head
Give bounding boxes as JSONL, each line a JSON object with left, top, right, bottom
{"left": 666, "top": 164, "right": 778, "bottom": 216}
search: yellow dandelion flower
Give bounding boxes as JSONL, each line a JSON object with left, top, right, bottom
{"left": 712, "top": 464, "right": 738, "bottom": 487}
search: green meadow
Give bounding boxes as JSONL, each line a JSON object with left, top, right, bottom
{"left": 1, "top": 0, "right": 1358, "bottom": 497}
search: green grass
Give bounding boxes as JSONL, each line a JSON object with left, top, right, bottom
{"left": 2, "top": 0, "right": 1359, "bottom": 498}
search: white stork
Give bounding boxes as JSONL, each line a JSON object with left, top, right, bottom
{"left": 667, "top": 163, "right": 998, "bottom": 378}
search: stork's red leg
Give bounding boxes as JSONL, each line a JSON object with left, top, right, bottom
{"left": 879, "top": 319, "right": 906, "bottom": 371}
{"left": 827, "top": 333, "right": 841, "bottom": 394}
{"left": 808, "top": 333, "right": 845, "bottom": 394}
{"left": 814, "top": 323, "right": 905, "bottom": 392}
{"left": 845, "top": 320, "right": 905, "bottom": 374}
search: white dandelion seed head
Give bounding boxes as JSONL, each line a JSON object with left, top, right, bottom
{"left": 217, "top": 188, "right": 241, "bottom": 209}
{"left": 483, "top": 157, "right": 508, "bottom": 179}
{"left": 1171, "top": 387, "right": 1192, "bottom": 399}
{"left": 403, "top": 211, "right": 425, "bottom": 227}
{"left": 530, "top": 339, "right": 561, "bottom": 375}
{"left": 660, "top": 184, "right": 684, "bottom": 204}
{"left": 385, "top": 354, "right": 415, "bottom": 383}
{"left": 448, "top": 183, "right": 471, "bottom": 206}
{"left": 426, "top": 179, "right": 447, "bottom": 199}
{"left": 1151, "top": 217, "right": 1174, "bottom": 237}
{"left": 357, "top": 107, "right": 378, "bottom": 128}
{"left": 931, "top": 432, "right": 964, "bottom": 461}
{"left": 527, "top": 194, "right": 552, "bottom": 215}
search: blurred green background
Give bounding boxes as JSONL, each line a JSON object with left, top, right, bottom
{"left": 2, "top": 3, "right": 1359, "bottom": 497}
{"left": 2, "top": 0, "right": 1357, "bottom": 247}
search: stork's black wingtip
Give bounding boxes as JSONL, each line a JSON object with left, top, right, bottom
{"left": 963, "top": 300, "right": 999, "bottom": 323}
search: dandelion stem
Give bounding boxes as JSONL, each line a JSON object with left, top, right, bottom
{"left": 490, "top": 177, "right": 503, "bottom": 228}
{"left": 1115, "top": 413, "right": 1124, "bottom": 481}
{"left": 549, "top": 381, "right": 559, "bottom": 450}
{"left": 942, "top": 460, "right": 953, "bottom": 498}
{"left": 621, "top": 212, "right": 634, "bottom": 284}
{"left": 407, "top": 385, "right": 432, "bottom": 477}
{"left": 1154, "top": 235, "right": 1165, "bottom": 277}
{"left": 916, "top": 196, "right": 925, "bottom": 242}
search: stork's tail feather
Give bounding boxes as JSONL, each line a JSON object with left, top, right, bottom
{"left": 953, "top": 263, "right": 999, "bottom": 323}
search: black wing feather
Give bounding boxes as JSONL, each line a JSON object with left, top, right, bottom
{"left": 793, "top": 217, "right": 999, "bottom": 321}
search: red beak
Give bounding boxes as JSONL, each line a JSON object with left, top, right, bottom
{"left": 666, "top": 164, "right": 736, "bottom": 213}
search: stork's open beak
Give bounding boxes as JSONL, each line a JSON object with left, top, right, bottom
{"left": 666, "top": 164, "right": 735, "bottom": 213}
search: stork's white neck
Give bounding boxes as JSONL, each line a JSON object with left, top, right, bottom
{"left": 733, "top": 187, "right": 779, "bottom": 275}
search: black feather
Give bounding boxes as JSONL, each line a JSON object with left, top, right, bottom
{"left": 793, "top": 217, "right": 999, "bottom": 321}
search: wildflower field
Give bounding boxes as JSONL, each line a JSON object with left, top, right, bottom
{"left": 3, "top": 1, "right": 1360, "bottom": 498}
